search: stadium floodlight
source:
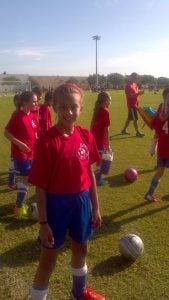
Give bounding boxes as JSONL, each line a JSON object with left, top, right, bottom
{"left": 92, "top": 35, "right": 101, "bottom": 88}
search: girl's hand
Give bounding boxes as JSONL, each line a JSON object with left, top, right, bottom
{"left": 40, "top": 223, "right": 55, "bottom": 248}
{"left": 18, "top": 142, "right": 31, "bottom": 152}
{"left": 92, "top": 209, "right": 102, "bottom": 230}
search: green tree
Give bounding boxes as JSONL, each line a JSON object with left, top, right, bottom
{"left": 66, "top": 77, "right": 79, "bottom": 85}
{"left": 107, "top": 73, "right": 124, "bottom": 89}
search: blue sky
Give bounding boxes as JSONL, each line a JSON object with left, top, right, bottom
{"left": 0, "top": 0, "right": 169, "bottom": 77}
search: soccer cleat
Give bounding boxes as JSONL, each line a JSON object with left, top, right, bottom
{"left": 8, "top": 184, "right": 17, "bottom": 190}
{"left": 97, "top": 178, "right": 108, "bottom": 186}
{"left": 144, "top": 194, "right": 157, "bottom": 203}
{"left": 14, "top": 204, "right": 29, "bottom": 219}
{"left": 71, "top": 288, "right": 105, "bottom": 300}
{"left": 121, "top": 130, "right": 130, "bottom": 135}
{"left": 136, "top": 132, "right": 145, "bottom": 138}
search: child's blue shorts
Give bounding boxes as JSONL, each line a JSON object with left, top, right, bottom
{"left": 45, "top": 189, "right": 93, "bottom": 249}
{"left": 14, "top": 160, "right": 32, "bottom": 176}
{"left": 157, "top": 157, "right": 169, "bottom": 168}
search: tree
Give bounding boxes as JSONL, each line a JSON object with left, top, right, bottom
{"left": 157, "top": 77, "right": 169, "bottom": 88}
{"left": 107, "top": 73, "right": 124, "bottom": 89}
{"left": 140, "top": 75, "right": 155, "bottom": 86}
{"left": 66, "top": 77, "right": 79, "bottom": 85}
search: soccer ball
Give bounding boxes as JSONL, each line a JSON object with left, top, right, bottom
{"left": 124, "top": 168, "right": 138, "bottom": 182}
{"left": 28, "top": 202, "right": 39, "bottom": 221}
{"left": 119, "top": 234, "right": 144, "bottom": 260}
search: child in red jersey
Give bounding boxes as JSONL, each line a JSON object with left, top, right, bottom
{"left": 29, "top": 84, "right": 105, "bottom": 300}
{"left": 32, "top": 86, "right": 42, "bottom": 103}
{"left": 4, "top": 91, "right": 38, "bottom": 218}
{"left": 8, "top": 94, "right": 21, "bottom": 189}
{"left": 32, "top": 86, "right": 42, "bottom": 135}
{"left": 145, "top": 87, "right": 169, "bottom": 202}
{"left": 38, "top": 91, "right": 53, "bottom": 136}
{"left": 91, "top": 91, "right": 111, "bottom": 186}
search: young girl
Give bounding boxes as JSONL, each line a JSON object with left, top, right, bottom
{"left": 145, "top": 87, "right": 169, "bottom": 202}
{"left": 90, "top": 91, "right": 111, "bottom": 186}
{"left": 4, "top": 91, "right": 38, "bottom": 218}
{"left": 28, "top": 83, "right": 105, "bottom": 300}
{"left": 38, "top": 91, "right": 53, "bottom": 137}
{"left": 8, "top": 94, "right": 21, "bottom": 189}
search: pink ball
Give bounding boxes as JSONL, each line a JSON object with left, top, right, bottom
{"left": 124, "top": 168, "right": 138, "bottom": 182}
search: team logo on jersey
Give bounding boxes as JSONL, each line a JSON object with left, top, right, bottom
{"left": 31, "top": 120, "right": 37, "bottom": 128}
{"left": 78, "top": 143, "right": 89, "bottom": 160}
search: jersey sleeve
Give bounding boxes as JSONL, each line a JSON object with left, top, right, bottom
{"left": 5, "top": 111, "right": 19, "bottom": 134}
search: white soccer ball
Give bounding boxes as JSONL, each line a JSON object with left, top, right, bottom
{"left": 28, "top": 203, "right": 39, "bottom": 221}
{"left": 119, "top": 234, "right": 144, "bottom": 260}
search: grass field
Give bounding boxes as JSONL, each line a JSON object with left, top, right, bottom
{"left": 1, "top": 90, "right": 169, "bottom": 300}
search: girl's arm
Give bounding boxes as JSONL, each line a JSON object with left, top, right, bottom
{"left": 105, "top": 127, "right": 110, "bottom": 152}
{"left": 89, "top": 166, "right": 101, "bottom": 229}
{"left": 4, "top": 129, "right": 31, "bottom": 152}
{"left": 36, "top": 187, "right": 54, "bottom": 248}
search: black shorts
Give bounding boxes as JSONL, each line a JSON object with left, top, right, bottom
{"left": 128, "top": 108, "right": 138, "bottom": 121}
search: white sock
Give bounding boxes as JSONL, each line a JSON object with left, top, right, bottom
{"left": 30, "top": 287, "right": 48, "bottom": 300}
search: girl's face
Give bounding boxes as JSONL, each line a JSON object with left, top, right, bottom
{"left": 54, "top": 93, "right": 82, "bottom": 129}
{"left": 105, "top": 97, "right": 111, "bottom": 108}
{"left": 29, "top": 94, "right": 38, "bottom": 111}
{"left": 23, "top": 94, "right": 38, "bottom": 113}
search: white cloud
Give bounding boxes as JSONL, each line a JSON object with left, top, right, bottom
{"left": 15, "top": 48, "right": 45, "bottom": 60}
{"left": 99, "top": 39, "right": 169, "bottom": 77}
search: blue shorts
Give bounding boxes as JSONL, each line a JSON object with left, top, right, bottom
{"left": 157, "top": 157, "right": 169, "bottom": 168}
{"left": 14, "top": 160, "right": 32, "bottom": 176}
{"left": 44, "top": 189, "right": 93, "bottom": 249}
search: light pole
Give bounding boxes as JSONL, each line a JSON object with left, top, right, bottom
{"left": 92, "top": 35, "right": 101, "bottom": 88}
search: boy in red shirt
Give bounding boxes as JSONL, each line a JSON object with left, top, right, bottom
{"left": 121, "top": 72, "right": 144, "bottom": 137}
{"left": 29, "top": 84, "right": 105, "bottom": 300}
{"left": 38, "top": 91, "right": 53, "bottom": 136}
{"left": 145, "top": 87, "right": 169, "bottom": 202}
{"left": 4, "top": 91, "right": 38, "bottom": 218}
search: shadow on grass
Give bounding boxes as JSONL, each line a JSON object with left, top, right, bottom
{"left": 0, "top": 176, "right": 8, "bottom": 186}
{"left": 0, "top": 203, "right": 37, "bottom": 230}
{"left": 109, "top": 134, "right": 136, "bottom": 141}
{"left": 0, "top": 171, "right": 8, "bottom": 176}
{"left": 92, "top": 254, "right": 135, "bottom": 276}
{"left": 161, "top": 194, "right": 169, "bottom": 201}
{"left": 0, "top": 239, "right": 70, "bottom": 268}
{"left": 94, "top": 201, "right": 169, "bottom": 238}
{"left": 0, "top": 240, "right": 40, "bottom": 267}
{"left": 106, "top": 173, "right": 128, "bottom": 188}
{"left": 106, "top": 168, "right": 156, "bottom": 188}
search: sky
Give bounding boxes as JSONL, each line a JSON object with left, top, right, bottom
{"left": 0, "top": 0, "right": 169, "bottom": 77}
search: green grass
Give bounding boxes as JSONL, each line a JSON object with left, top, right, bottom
{"left": 1, "top": 90, "right": 169, "bottom": 300}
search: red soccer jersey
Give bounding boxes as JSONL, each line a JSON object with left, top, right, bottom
{"left": 91, "top": 107, "right": 110, "bottom": 150}
{"left": 29, "top": 126, "right": 100, "bottom": 193}
{"left": 152, "top": 114, "right": 169, "bottom": 159}
{"left": 5, "top": 110, "right": 38, "bottom": 160}
{"left": 125, "top": 82, "right": 140, "bottom": 109}
{"left": 39, "top": 104, "right": 52, "bottom": 136}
